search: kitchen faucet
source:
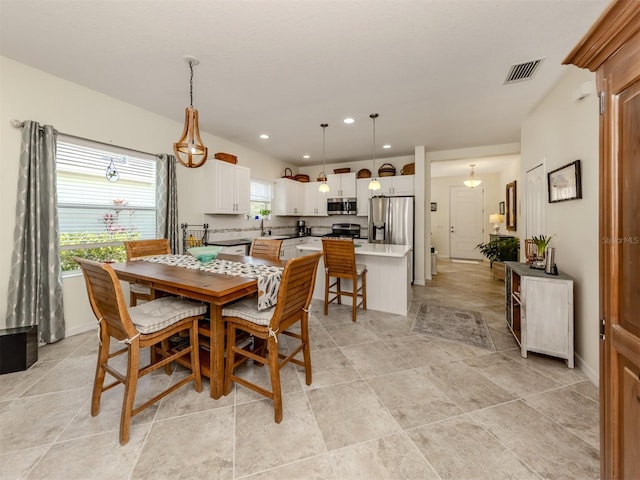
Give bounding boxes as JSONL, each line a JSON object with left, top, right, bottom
{"left": 260, "top": 219, "right": 265, "bottom": 237}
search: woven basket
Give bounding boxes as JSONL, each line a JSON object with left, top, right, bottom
{"left": 294, "top": 174, "right": 310, "bottom": 182}
{"left": 401, "top": 163, "right": 415, "bottom": 175}
{"left": 357, "top": 168, "right": 371, "bottom": 178}
{"left": 282, "top": 167, "right": 294, "bottom": 179}
{"left": 333, "top": 167, "right": 351, "bottom": 174}
{"left": 214, "top": 152, "right": 238, "bottom": 164}
{"left": 378, "top": 163, "right": 396, "bottom": 177}
{"left": 317, "top": 172, "right": 327, "bottom": 182}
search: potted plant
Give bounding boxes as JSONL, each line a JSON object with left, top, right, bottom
{"left": 259, "top": 209, "right": 271, "bottom": 219}
{"left": 531, "top": 234, "right": 554, "bottom": 258}
{"left": 476, "top": 237, "right": 520, "bottom": 280}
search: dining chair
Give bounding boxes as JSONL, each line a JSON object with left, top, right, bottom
{"left": 123, "top": 239, "right": 171, "bottom": 306}
{"left": 249, "top": 238, "right": 283, "bottom": 259}
{"left": 75, "top": 257, "right": 206, "bottom": 445}
{"left": 221, "top": 252, "right": 322, "bottom": 423}
{"left": 322, "top": 238, "right": 367, "bottom": 322}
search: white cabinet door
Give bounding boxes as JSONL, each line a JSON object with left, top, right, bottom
{"left": 303, "top": 182, "right": 328, "bottom": 216}
{"left": 356, "top": 178, "right": 372, "bottom": 217}
{"left": 378, "top": 175, "right": 414, "bottom": 196}
{"left": 204, "top": 161, "right": 251, "bottom": 214}
{"left": 326, "top": 172, "right": 356, "bottom": 198}
{"left": 274, "top": 178, "right": 303, "bottom": 216}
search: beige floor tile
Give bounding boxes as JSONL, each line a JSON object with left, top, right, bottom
{"left": 155, "top": 374, "right": 231, "bottom": 421}
{"left": 569, "top": 380, "right": 599, "bottom": 403}
{"left": 417, "top": 360, "right": 516, "bottom": 412}
{"left": 471, "top": 400, "right": 600, "bottom": 480}
{"left": 0, "top": 361, "right": 60, "bottom": 401}
{"left": 330, "top": 433, "right": 440, "bottom": 479}
{"left": 233, "top": 359, "right": 303, "bottom": 404}
{"left": 36, "top": 332, "right": 94, "bottom": 362}
{"left": 27, "top": 426, "right": 148, "bottom": 480}
{"left": 340, "top": 341, "right": 412, "bottom": 378}
{"left": 21, "top": 355, "right": 98, "bottom": 397}
{"left": 307, "top": 324, "right": 338, "bottom": 351}
{"left": 407, "top": 416, "right": 539, "bottom": 480}
{"left": 384, "top": 336, "right": 458, "bottom": 368}
{"left": 132, "top": 407, "right": 235, "bottom": 479}
{"left": 0, "top": 446, "right": 48, "bottom": 480}
{"left": 324, "top": 322, "right": 380, "bottom": 347}
{"left": 464, "top": 352, "right": 561, "bottom": 397}
{"left": 299, "top": 347, "right": 361, "bottom": 390}
{"left": 306, "top": 380, "right": 401, "bottom": 451}
{"left": 501, "top": 348, "right": 587, "bottom": 385}
{"left": 241, "top": 454, "right": 336, "bottom": 480}
{"left": 0, "top": 389, "right": 89, "bottom": 453}
{"left": 234, "top": 392, "right": 325, "bottom": 477}
{"left": 367, "top": 370, "right": 463, "bottom": 429}
{"left": 524, "top": 387, "right": 600, "bottom": 450}
{"left": 362, "top": 315, "right": 415, "bottom": 340}
{"left": 487, "top": 324, "right": 520, "bottom": 351}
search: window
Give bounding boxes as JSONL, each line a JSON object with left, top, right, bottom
{"left": 249, "top": 178, "right": 272, "bottom": 218}
{"left": 57, "top": 137, "right": 158, "bottom": 271}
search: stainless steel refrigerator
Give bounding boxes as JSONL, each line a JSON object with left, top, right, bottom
{"left": 368, "top": 196, "right": 414, "bottom": 281}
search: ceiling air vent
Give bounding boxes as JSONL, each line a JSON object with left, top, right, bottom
{"left": 504, "top": 58, "right": 545, "bottom": 85}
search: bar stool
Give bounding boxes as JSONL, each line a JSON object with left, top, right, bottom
{"left": 322, "top": 238, "right": 367, "bottom": 322}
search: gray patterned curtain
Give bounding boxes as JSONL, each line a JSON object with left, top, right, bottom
{"left": 6, "top": 121, "right": 65, "bottom": 343}
{"left": 156, "top": 154, "right": 179, "bottom": 253}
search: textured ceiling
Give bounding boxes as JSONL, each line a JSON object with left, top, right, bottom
{"left": 0, "top": 0, "right": 609, "bottom": 167}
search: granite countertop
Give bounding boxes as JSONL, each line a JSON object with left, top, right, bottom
{"left": 205, "top": 238, "right": 253, "bottom": 246}
{"left": 298, "top": 241, "right": 411, "bottom": 258}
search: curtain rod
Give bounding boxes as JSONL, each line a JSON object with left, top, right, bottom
{"left": 10, "top": 119, "right": 162, "bottom": 159}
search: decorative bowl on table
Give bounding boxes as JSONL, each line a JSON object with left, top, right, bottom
{"left": 187, "top": 246, "right": 223, "bottom": 264}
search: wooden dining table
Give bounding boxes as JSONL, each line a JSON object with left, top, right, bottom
{"left": 111, "top": 253, "right": 285, "bottom": 399}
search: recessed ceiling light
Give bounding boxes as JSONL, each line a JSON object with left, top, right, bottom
{"left": 303, "top": 154, "right": 310, "bottom": 159}
{"left": 259, "top": 134, "right": 269, "bottom": 139}
{"left": 343, "top": 118, "right": 355, "bottom": 124}
{"left": 383, "top": 144, "right": 391, "bottom": 149}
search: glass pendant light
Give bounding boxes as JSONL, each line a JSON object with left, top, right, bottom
{"left": 318, "top": 123, "right": 330, "bottom": 193}
{"left": 464, "top": 164, "right": 482, "bottom": 188}
{"left": 368, "top": 113, "right": 381, "bottom": 191}
{"left": 174, "top": 56, "right": 208, "bottom": 168}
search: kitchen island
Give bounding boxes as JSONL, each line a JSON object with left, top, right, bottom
{"left": 297, "top": 241, "right": 412, "bottom": 316}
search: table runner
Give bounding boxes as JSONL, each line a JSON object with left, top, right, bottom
{"left": 141, "top": 254, "right": 283, "bottom": 310}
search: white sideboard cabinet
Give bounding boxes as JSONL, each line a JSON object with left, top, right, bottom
{"left": 505, "top": 262, "right": 574, "bottom": 368}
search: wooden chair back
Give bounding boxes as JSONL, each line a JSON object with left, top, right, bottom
{"left": 76, "top": 257, "right": 138, "bottom": 341}
{"left": 250, "top": 238, "right": 283, "bottom": 259}
{"left": 268, "top": 252, "right": 322, "bottom": 331}
{"left": 124, "top": 239, "right": 171, "bottom": 260}
{"left": 322, "top": 238, "right": 357, "bottom": 278}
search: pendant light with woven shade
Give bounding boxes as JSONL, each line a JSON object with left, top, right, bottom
{"left": 368, "top": 113, "right": 381, "bottom": 191}
{"left": 174, "top": 56, "right": 208, "bottom": 168}
{"left": 318, "top": 123, "right": 330, "bottom": 193}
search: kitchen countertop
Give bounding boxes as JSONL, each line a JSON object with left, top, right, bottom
{"left": 298, "top": 241, "right": 411, "bottom": 258}
{"left": 205, "top": 238, "right": 253, "bottom": 246}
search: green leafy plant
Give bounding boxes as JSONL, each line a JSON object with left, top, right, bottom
{"left": 59, "top": 231, "right": 140, "bottom": 271}
{"left": 531, "top": 234, "right": 554, "bottom": 257}
{"left": 476, "top": 237, "right": 520, "bottom": 265}
{"left": 259, "top": 209, "right": 271, "bottom": 218}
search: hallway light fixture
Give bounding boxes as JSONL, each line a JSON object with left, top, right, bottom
{"left": 174, "top": 56, "right": 208, "bottom": 168}
{"left": 318, "top": 123, "right": 330, "bottom": 193}
{"left": 368, "top": 113, "right": 381, "bottom": 191}
{"left": 464, "top": 164, "right": 482, "bottom": 188}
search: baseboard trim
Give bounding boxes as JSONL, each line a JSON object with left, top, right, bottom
{"left": 66, "top": 321, "right": 96, "bottom": 338}
{"left": 575, "top": 352, "right": 598, "bottom": 386}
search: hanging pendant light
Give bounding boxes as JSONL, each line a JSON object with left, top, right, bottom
{"left": 368, "top": 113, "right": 381, "bottom": 191}
{"left": 318, "top": 123, "right": 330, "bottom": 193}
{"left": 174, "top": 56, "right": 208, "bottom": 168}
{"left": 464, "top": 164, "right": 482, "bottom": 188}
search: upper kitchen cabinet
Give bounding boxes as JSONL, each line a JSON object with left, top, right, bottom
{"left": 378, "top": 175, "right": 414, "bottom": 196}
{"left": 356, "top": 178, "right": 371, "bottom": 217}
{"left": 204, "top": 160, "right": 250, "bottom": 214}
{"left": 303, "top": 182, "right": 328, "bottom": 216}
{"left": 326, "top": 172, "right": 356, "bottom": 198}
{"left": 273, "top": 178, "right": 304, "bottom": 216}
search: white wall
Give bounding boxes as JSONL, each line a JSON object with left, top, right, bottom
{"left": 0, "top": 56, "right": 293, "bottom": 334}
{"left": 520, "top": 65, "right": 599, "bottom": 380}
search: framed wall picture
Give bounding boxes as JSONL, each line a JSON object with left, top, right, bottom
{"left": 548, "top": 160, "right": 582, "bottom": 203}
{"left": 499, "top": 201, "right": 505, "bottom": 215}
{"left": 506, "top": 181, "right": 517, "bottom": 231}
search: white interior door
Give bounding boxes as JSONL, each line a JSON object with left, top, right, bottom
{"left": 450, "top": 186, "right": 484, "bottom": 259}
{"left": 526, "top": 163, "right": 545, "bottom": 238}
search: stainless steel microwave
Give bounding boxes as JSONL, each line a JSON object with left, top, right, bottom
{"left": 327, "top": 197, "right": 357, "bottom": 215}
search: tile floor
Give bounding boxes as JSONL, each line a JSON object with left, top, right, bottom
{"left": 0, "top": 260, "right": 600, "bottom": 480}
